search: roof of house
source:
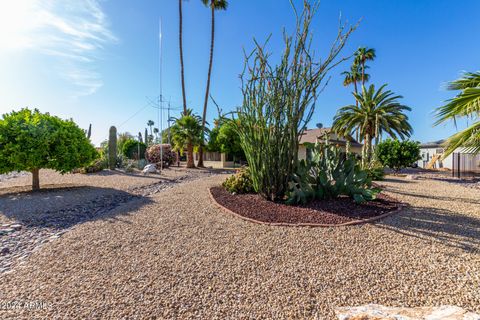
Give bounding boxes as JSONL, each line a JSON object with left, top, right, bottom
{"left": 299, "top": 128, "right": 362, "bottom": 147}
{"left": 420, "top": 139, "right": 446, "bottom": 148}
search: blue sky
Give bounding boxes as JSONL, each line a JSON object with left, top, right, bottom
{"left": 0, "top": 0, "right": 478, "bottom": 146}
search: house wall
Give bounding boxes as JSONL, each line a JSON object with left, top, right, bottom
{"left": 417, "top": 147, "right": 453, "bottom": 169}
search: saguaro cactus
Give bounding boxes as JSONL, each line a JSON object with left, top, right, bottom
{"left": 86, "top": 124, "right": 92, "bottom": 139}
{"left": 109, "top": 126, "right": 117, "bottom": 170}
{"left": 145, "top": 128, "right": 149, "bottom": 146}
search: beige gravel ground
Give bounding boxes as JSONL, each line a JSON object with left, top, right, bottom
{"left": 0, "top": 173, "right": 479, "bottom": 319}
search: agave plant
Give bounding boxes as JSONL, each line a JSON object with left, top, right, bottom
{"left": 286, "top": 142, "right": 381, "bottom": 205}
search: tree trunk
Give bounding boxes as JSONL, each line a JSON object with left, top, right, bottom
{"left": 197, "top": 145, "right": 205, "bottom": 167}
{"left": 31, "top": 168, "right": 40, "bottom": 191}
{"left": 179, "top": 0, "right": 187, "bottom": 115}
{"left": 198, "top": 6, "right": 216, "bottom": 168}
{"left": 353, "top": 79, "right": 358, "bottom": 107}
{"left": 186, "top": 141, "right": 195, "bottom": 168}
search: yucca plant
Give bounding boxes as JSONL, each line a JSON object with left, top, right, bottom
{"left": 232, "top": 0, "right": 356, "bottom": 201}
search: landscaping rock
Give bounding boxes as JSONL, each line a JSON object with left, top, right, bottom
{"left": 1, "top": 247, "right": 10, "bottom": 255}
{"left": 335, "top": 304, "right": 480, "bottom": 320}
{"left": 10, "top": 224, "right": 22, "bottom": 230}
{"left": 142, "top": 164, "right": 157, "bottom": 174}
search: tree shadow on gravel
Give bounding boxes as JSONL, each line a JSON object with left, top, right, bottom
{"left": 0, "top": 185, "right": 153, "bottom": 230}
{"left": 388, "top": 189, "right": 480, "bottom": 205}
{"left": 375, "top": 206, "right": 480, "bottom": 254}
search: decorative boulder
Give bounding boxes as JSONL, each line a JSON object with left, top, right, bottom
{"left": 335, "top": 304, "right": 479, "bottom": 320}
{"left": 142, "top": 164, "right": 157, "bottom": 174}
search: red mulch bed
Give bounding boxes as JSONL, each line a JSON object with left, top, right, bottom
{"left": 210, "top": 186, "right": 401, "bottom": 226}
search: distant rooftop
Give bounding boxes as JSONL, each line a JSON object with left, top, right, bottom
{"left": 420, "top": 139, "right": 446, "bottom": 148}
{"left": 299, "top": 128, "right": 362, "bottom": 146}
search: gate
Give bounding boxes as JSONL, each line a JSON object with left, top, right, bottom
{"left": 452, "top": 153, "right": 480, "bottom": 178}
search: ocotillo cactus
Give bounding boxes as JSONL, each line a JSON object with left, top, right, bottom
{"left": 108, "top": 126, "right": 117, "bottom": 170}
{"left": 86, "top": 124, "right": 92, "bottom": 139}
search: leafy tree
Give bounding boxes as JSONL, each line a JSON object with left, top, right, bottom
{"left": 217, "top": 120, "right": 244, "bottom": 159}
{"left": 122, "top": 139, "right": 147, "bottom": 159}
{"left": 376, "top": 139, "right": 420, "bottom": 172}
{"left": 170, "top": 109, "right": 203, "bottom": 168}
{"left": 117, "top": 132, "right": 133, "bottom": 155}
{"left": 0, "top": 109, "right": 97, "bottom": 190}
{"left": 197, "top": 0, "right": 229, "bottom": 167}
{"left": 332, "top": 84, "right": 412, "bottom": 166}
{"left": 434, "top": 71, "right": 480, "bottom": 155}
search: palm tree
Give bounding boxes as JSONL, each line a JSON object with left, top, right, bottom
{"left": 354, "top": 47, "right": 376, "bottom": 85}
{"left": 197, "top": 0, "right": 228, "bottom": 167}
{"left": 435, "top": 71, "right": 480, "bottom": 156}
{"left": 341, "top": 63, "right": 370, "bottom": 109}
{"left": 332, "top": 84, "right": 412, "bottom": 165}
{"left": 170, "top": 109, "right": 203, "bottom": 168}
{"left": 147, "top": 120, "right": 155, "bottom": 138}
{"left": 179, "top": 0, "right": 187, "bottom": 115}
{"left": 153, "top": 127, "right": 159, "bottom": 142}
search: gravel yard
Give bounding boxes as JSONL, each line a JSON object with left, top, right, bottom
{"left": 0, "top": 172, "right": 479, "bottom": 319}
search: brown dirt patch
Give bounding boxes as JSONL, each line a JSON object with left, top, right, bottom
{"left": 210, "top": 186, "right": 402, "bottom": 226}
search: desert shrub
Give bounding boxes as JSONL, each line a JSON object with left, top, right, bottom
{"left": 364, "top": 160, "right": 385, "bottom": 181}
{"left": 222, "top": 167, "right": 254, "bottom": 194}
{"left": 80, "top": 158, "right": 107, "bottom": 174}
{"left": 286, "top": 143, "right": 381, "bottom": 205}
{"left": 0, "top": 108, "right": 97, "bottom": 190}
{"left": 146, "top": 144, "right": 176, "bottom": 167}
{"left": 376, "top": 139, "right": 420, "bottom": 172}
{"left": 232, "top": 1, "right": 355, "bottom": 201}
{"left": 122, "top": 139, "right": 147, "bottom": 159}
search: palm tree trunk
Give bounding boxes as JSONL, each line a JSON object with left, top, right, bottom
{"left": 186, "top": 141, "right": 195, "bottom": 168}
{"left": 361, "top": 60, "right": 365, "bottom": 85}
{"left": 198, "top": 5, "right": 216, "bottom": 168}
{"left": 179, "top": 0, "right": 187, "bottom": 115}
{"left": 31, "top": 168, "right": 40, "bottom": 191}
{"left": 353, "top": 80, "right": 358, "bottom": 107}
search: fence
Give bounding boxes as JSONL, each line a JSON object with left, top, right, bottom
{"left": 451, "top": 153, "right": 480, "bottom": 178}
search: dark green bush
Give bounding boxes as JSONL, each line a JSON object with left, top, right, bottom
{"left": 376, "top": 139, "right": 420, "bottom": 172}
{"left": 222, "top": 167, "right": 254, "bottom": 194}
{"left": 122, "top": 139, "right": 147, "bottom": 159}
{"left": 286, "top": 143, "right": 381, "bottom": 205}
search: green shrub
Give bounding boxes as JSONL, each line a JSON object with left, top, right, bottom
{"left": 80, "top": 158, "right": 107, "bottom": 174}
{"left": 364, "top": 160, "right": 385, "bottom": 181}
{"left": 376, "top": 139, "right": 420, "bottom": 172}
{"left": 286, "top": 142, "right": 381, "bottom": 205}
{"left": 122, "top": 139, "right": 147, "bottom": 159}
{"left": 222, "top": 167, "right": 254, "bottom": 194}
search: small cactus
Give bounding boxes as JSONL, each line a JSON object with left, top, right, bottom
{"left": 108, "top": 126, "right": 117, "bottom": 170}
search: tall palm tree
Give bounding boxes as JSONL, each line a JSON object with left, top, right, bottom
{"left": 147, "top": 120, "right": 155, "bottom": 136}
{"left": 354, "top": 47, "right": 376, "bottom": 85}
{"left": 332, "top": 84, "right": 412, "bottom": 165}
{"left": 197, "top": 0, "right": 228, "bottom": 167}
{"left": 179, "top": 0, "right": 187, "bottom": 115}
{"left": 171, "top": 109, "right": 203, "bottom": 168}
{"left": 435, "top": 71, "right": 480, "bottom": 155}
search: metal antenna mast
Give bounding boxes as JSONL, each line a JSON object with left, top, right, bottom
{"left": 159, "top": 17, "right": 164, "bottom": 172}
